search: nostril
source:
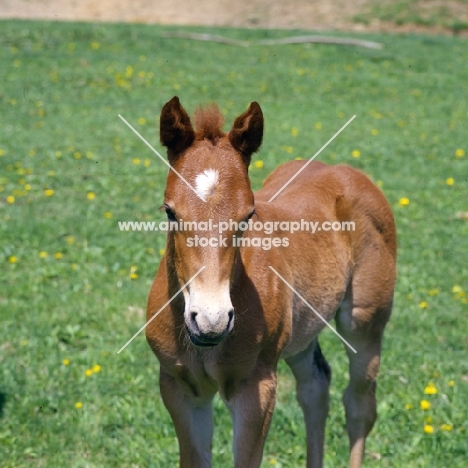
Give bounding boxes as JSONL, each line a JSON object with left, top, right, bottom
{"left": 228, "top": 310, "right": 234, "bottom": 324}
{"left": 190, "top": 312, "right": 198, "bottom": 323}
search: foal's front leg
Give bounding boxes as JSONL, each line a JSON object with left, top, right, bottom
{"left": 225, "top": 367, "right": 278, "bottom": 468}
{"left": 159, "top": 370, "right": 215, "bottom": 468}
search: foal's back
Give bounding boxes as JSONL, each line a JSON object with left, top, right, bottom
{"left": 257, "top": 159, "right": 396, "bottom": 254}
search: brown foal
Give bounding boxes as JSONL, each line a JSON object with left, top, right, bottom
{"left": 146, "top": 97, "right": 397, "bottom": 468}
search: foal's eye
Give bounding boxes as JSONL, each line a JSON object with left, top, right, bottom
{"left": 164, "top": 206, "right": 177, "bottom": 222}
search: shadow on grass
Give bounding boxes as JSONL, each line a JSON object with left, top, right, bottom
{"left": 0, "top": 391, "right": 6, "bottom": 419}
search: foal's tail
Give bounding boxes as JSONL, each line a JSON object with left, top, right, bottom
{"left": 313, "top": 341, "right": 331, "bottom": 384}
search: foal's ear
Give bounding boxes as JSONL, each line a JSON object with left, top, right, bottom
{"left": 229, "top": 102, "right": 264, "bottom": 166}
{"left": 160, "top": 96, "right": 195, "bottom": 161}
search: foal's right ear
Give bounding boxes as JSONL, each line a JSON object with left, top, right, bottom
{"left": 160, "top": 96, "right": 195, "bottom": 161}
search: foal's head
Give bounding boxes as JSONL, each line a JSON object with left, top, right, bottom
{"left": 160, "top": 97, "right": 263, "bottom": 347}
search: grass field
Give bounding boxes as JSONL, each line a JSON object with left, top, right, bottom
{"left": 1, "top": 19, "right": 467, "bottom": 467}
{"left": 354, "top": 0, "right": 468, "bottom": 33}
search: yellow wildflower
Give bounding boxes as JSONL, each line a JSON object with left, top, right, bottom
{"left": 130, "top": 265, "right": 138, "bottom": 279}
{"left": 420, "top": 400, "right": 431, "bottom": 410}
{"left": 254, "top": 160, "right": 264, "bottom": 169}
{"left": 398, "top": 197, "right": 410, "bottom": 206}
{"left": 424, "top": 382, "right": 437, "bottom": 394}
{"left": 423, "top": 424, "right": 434, "bottom": 434}
{"left": 351, "top": 150, "right": 361, "bottom": 158}
{"left": 63, "top": 359, "right": 70, "bottom": 366}
{"left": 87, "top": 192, "right": 95, "bottom": 200}
{"left": 75, "top": 402, "right": 83, "bottom": 409}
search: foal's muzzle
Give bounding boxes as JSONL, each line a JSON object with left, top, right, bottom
{"left": 186, "top": 309, "right": 234, "bottom": 348}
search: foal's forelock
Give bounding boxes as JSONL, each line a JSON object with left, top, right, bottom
{"left": 194, "top": 104, "right": 225, "bottom": 144}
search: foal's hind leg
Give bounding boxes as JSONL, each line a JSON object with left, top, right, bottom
{"left": 286, "top": 339, "right": 331, "bottom": 468}
{"left": 336, "top": 298, "right": 392, "bottom": 468}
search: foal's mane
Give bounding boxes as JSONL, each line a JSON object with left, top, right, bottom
{"left": 194, "top": 104, "right": 225, "bottom": 143}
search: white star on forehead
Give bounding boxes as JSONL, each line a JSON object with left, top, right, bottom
{"left": 195, "top": 169, "right": 219, "bottom": 199}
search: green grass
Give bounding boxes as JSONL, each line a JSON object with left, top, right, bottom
{"left": 1, "top": 19, "right": 468, "bottom": 467}
{"left": 355, "top": 0, "right": 468, "bottom": 33}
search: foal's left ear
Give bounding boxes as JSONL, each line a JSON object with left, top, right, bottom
{"left": 160, "top": 96, "right": 195, "bottom": 162}
{"left": 229, "top": 102, "right": 263, "bottom": 166}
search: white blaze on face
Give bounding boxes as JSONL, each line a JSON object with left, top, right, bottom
{"left": 195, "top": 169, "right": 219, "bottom": 200}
